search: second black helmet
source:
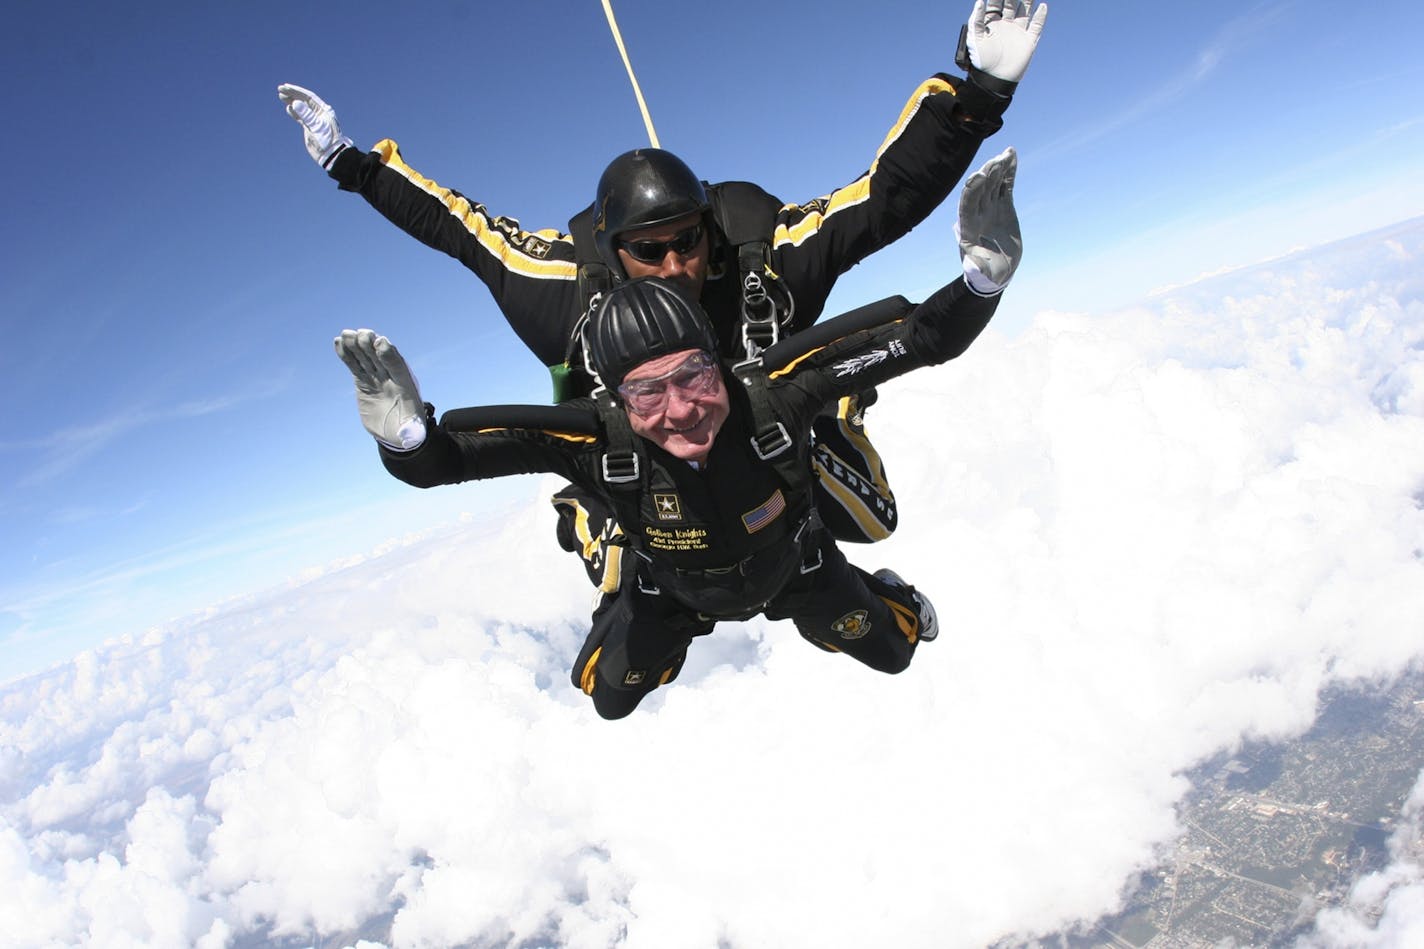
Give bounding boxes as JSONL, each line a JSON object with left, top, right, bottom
{"left": 592, "top": 149, "right": 710, "bottom": 278}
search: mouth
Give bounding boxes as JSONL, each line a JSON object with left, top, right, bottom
{"left": 666, "top": 416, "right": 708, "bottom": 438}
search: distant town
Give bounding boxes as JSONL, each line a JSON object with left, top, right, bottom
{"left": 1028, "top": 668, "right": 1424, "bottom": 947}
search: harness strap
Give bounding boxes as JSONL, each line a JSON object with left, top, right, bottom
{"left": 713, "top": 183, "right": 795, "bottom": 358}
{"left": 731, "top": 355, "right": 807, "bottom": 495}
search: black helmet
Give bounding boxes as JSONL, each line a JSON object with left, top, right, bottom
{"left": 592, "top": 148, "right": 710, "bottom": 277}
{"left": 587, "top": 277, "right": 718, "bottom": 388}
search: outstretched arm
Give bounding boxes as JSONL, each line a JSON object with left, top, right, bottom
{"left": 333, "top": 329, "right": 596, "bottom": 488}
{"left": 771, "top": 147, "right": 1022, "bottom": 417}
{"left": 767, "top": 2, "right": 1044, "bottom": 330}
{"left": 280, "top": 85, "right": 581, "bottom": 371}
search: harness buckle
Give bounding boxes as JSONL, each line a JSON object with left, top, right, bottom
{"left": 751, "top": 423, "right": 793, "bottom": 460}
{"left": 601, "top": 451, "right": 640, "bottom": 484}
{"left": 794, "top": 516, "right": 823, "bottom": 573}
{"left": 740, "top": 272, "right": 782, "bottom": 357}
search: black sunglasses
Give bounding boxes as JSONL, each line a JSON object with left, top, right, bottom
{"left": 618, "top": 223, "right": 704, "bottom": 264}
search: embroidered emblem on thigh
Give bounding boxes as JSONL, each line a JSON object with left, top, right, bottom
{"left": 832, "top": 609, "right": 871, "bottom": 640}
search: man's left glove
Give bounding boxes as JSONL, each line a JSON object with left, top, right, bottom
{"left": 334, "top": 329, "right": 428, "bottom": 450}
{"left": 964, "top": 1, "right": 1048, "bottom": 83}
{"left": 278, "top": 83, "right": 353, "bottom": 170}
{"left": 957, "top": 147, "right": 1022, "bottom": 296}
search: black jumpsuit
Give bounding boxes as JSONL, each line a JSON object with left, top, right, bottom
{"left": 378, "top": 276, "right": 1000, "bottom": 719}
{"left": 328, "top": 73, "right": 1012, "bottom": 550}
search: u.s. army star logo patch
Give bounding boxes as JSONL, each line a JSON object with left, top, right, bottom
{"left": 654, "top": 493, "right": 682, "bottom": 521}
{"left": 832, "top": 609, "right": 871, "bottom": 640}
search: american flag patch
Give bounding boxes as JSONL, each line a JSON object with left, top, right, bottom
{"left": 742, "top": 489, "right": 787, "bottom": 534}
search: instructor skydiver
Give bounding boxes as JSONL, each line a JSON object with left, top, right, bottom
{"left": 334, "top": 147, "right": 1023, "bottom": 719}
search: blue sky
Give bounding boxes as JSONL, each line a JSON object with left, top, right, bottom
{"left": 3, "top": 0, "right": 1423, "bottom": 682}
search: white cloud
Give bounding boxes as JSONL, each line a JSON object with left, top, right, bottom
{"left": 2, "top": 218, "right": 1423, "bottom": 947}
{"left": 1300, "top": 767, "right": 1424, "bottom": 947}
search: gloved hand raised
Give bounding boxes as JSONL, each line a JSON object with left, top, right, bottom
{"left": 964, "top": 1, "right": 1049, "bottom": 84}
{"left": 957, "top": 147, "right": 1022, "bottom": 296}
{"left": 277, "top": 83, "right": 353, "bottom": 170}
{"left": 334, "top": 329, "right": 428, "bottom": 450}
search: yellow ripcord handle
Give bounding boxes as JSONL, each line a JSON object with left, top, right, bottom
{"left": 600, "top": 0, "right": 660, "bottom": 148}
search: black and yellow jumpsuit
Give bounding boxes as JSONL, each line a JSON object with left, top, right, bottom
{"left": 377, "top": 275, "right": 1000, "bottom": 719}
{"left": 327, "top": 73, "right": 1013, "bottom": 559}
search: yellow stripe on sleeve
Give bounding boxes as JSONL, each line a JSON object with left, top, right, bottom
{"left": 811, "top": 453, "right": 894, "bottom": 543}
{"left": 773, "top": 77, "right": 956, "bottom": 250}
{"left": 374, "top": 140, "right": 578, "bottom": 282}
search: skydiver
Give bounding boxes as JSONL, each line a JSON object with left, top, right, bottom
{"left": 285, "top": 0, "right": 1045, "bottom": 608}
{"left": 334, "top": 147, "right": 1023, "bottom": 719}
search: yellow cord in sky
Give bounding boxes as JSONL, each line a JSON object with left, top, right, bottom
{"left": 600, "top": 0, "right": 660, "bottom": 148}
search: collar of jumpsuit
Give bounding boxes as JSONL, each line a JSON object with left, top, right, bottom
{"left": 620, "top": 347, "right": 729, "bottom": 465}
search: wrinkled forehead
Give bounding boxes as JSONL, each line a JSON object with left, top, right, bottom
{"left": 623, "top": 348, "right": 704, "bottom": 383}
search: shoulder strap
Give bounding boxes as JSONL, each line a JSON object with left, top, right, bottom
{"left": 552, "top": 205, "right": 613, "bottom": 403}
{"left": 728, "top": 355, "right": 811, "bottom": 499}
{"left": 568, "top": 203, "right": 613, "bottom": 307}
{"left": 708, "top": 182, "right": 795, "bottom": 357}
{"left": 589, "top": 388, "right": 650, "bottom": 557}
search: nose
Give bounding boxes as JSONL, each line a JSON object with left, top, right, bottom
{"left": 662, "top": 386, "right": 700, "bottom": 420}
{"left": 655, "top": 249, "right": 688, "bottom": 278}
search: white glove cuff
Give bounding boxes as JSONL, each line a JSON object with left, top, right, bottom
{"left": 320, "top": 138, "right": 353, "bottom": 170}
{"left": 377, "top": 415, "right": 427, "bottom": 452}
{"left": 962, "top": 256, "right": 1006, "bottom": 297}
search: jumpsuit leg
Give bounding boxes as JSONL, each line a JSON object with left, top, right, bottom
{"left": 766, "top": 532, "right": 925, "bottom": 675}
{"left": 570, "top": 573, "right": 716, "bottom": 721}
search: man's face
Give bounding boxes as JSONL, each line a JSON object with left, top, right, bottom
{"left": 615, "top": 213, "right": 709, "bottom": 299}
{"left": 619, "top": 348, "right": 728, "bottom": 465}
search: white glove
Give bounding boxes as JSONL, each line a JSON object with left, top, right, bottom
{"left": 334, "top": 329, "right": 428, "bottom": 450}
{"left": 277, "top": 83, "right": 353, "bottom": 169}
{"left": 957, "top": 147, "right": 1021, "bottom": 296}
{"left": 966, "top": 1, "right": 1049, "bottom": 83}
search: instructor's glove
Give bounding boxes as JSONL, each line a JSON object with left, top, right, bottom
{"left": 334, "top": 329, "right": 428, "bottom": 450}
{"left": 277, "top": 83, "right": 353, "bottom": 170}
{"left": 957, "top": 147, "right": 1021, "bottom": 296}
{"left": 961, "top": 1, "right": 1049, "bottom": 84}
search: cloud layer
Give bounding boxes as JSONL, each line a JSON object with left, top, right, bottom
{"left": 3, "top": 218, "right": 1423, "bottom": 948}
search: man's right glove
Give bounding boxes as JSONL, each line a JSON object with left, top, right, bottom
{"left": 334, "top": 329, "right": 428, "bottom": 450}
{"left": 957, "top": 147, "right": 1022, "bottom": 296}
{"left": 278, "top": 83, "right": 353, "bottom": 170}
{"left": 957, "top": 1, "right": 1049, "bottom": 87}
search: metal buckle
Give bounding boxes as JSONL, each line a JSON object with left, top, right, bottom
{"left": 601, "top": 451, "right": 640, "bottom": 484}
{"left": 740, "top": 273, "right": 781, "bottom": 356}
{"left": 751, "top": 423, "right": 793, "bottom": 460}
